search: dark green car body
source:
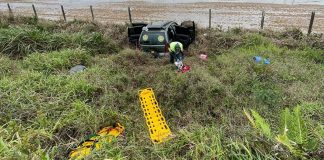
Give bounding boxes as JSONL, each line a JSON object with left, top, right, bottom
{"left": 128, "top": 21, "right": 195, "bottom": 57}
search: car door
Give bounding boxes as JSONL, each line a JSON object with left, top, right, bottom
{"left": 167, "top": 26, "right": 175, "bottom": 42}
{"left": 174, "top": 21, "right": 196, "bottom": 48}
{"left": 128, "top": 23, "right": 148, "bottom": 44}
{"left": 181, "top": 21, "right": 195, "bottom": 41}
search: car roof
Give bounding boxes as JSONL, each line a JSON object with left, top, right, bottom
{"left": 146, "top": 21, "right": 176, "bottom": 30}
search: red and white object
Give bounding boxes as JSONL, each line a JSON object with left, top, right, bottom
{"left": 181, "top": 65, "right": 191, "bottom": 73}
{"left": 175, "top": 60, "right": 190, "bottom": 73}
{"left": 199, "top": 54, "right": 208, "bottom": 60}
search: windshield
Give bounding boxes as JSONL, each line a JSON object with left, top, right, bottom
{"left": 140, "top": 31, "right": 166, "bottom": 45}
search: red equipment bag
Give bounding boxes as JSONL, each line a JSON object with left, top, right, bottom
{"left": 180, "top": 65, "right": 190, "bottom": 73}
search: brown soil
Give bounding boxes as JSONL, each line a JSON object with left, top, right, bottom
{"left": 0, "top": 1, "right": 323, "bottom": 33}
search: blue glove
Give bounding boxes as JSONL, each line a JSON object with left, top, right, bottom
{"left": 264, "top": 58, "right": 270, "bottom": 65}
{"left": 253, "top": 56, "right": 262, "bottom": 63}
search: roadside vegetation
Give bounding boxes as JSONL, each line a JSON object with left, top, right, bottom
{"left": 0, "top": 15, "right": 323, "bottom": 159}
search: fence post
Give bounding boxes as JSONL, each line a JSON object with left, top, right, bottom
{"left": 90, "top": 5, "right": 95, "bottom": 21}
{"left": 261, "top": 10, "right": 265, "bottom": 29}
{"left": 32, "top": 4, "right": 38, "bottom": 20}
{"left": 308, "top": 11, "right": 315, "bottom": 35}
{"left": 128, "top": 7, "right": 132, "bottom": 24}
{"left": 7, "top": 3, "right": 14, "bottom": 20}
{"left": 209, "top": 9, "right": 211, "bottom": 29}
{"left": 61, "top": 5, "right": 66, "bottom": 22}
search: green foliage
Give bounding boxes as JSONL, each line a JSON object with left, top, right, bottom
{"left": 0, "top": 27, "right": 63, "bottom": 57}
{"left": 0, "top": 55, "right": 17, "bottom": 77}
{"left": 148, "top": 126, "right": 221, "bottom": 159}
{"left": 230, "top": 27, "right": 243, "bottom": 34}
{"left": 227, "top": 139, "right": 272, "bottom": 159}
{"left": 277, "top": 106, "right": 320, "bottom": 158}
{"left": 244, "top": 109, "right": 271, "bottom": 139}
{"left": 252, "top": 82, "right": 283, "bottom": 108}
{"left": 73, "top": 32, "right": 120, "bottom": 54}
{"left": 23, "top": 49, "right": 91, "bottom": 74}
{"left": 280, "top": 28, "right": 303, "bottom": 40}
{"left": 276, "top": 134, "right": 303, "bottom": 157}
{"left": 0, "top": 27, "right": 119, "bottom": 57}
{"left": 302, "top": 48, "right": 324, "bottom": 64}
{"left": 245, "top": 106, "right": 322, "bottom": 158}
{"left": 0, "top": 18, "right": 9, "bottom": 28}
{"left": 0, "top": 70, "right": 100, "bottom": 125}
{"left": 252, "top": 110, "right": 272, "bottom": 139}
{"left": 291, "top": 106, "right": 307, "bottom": 144}
{"left": 0, "top": 17, "right": 323, "bottom": 159}
{"left": 241, "top": 34, "right": 273, "bottom": 49}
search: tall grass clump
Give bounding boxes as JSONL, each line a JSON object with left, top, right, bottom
{"left": 158, "top": 125, "right": 227, "bottom": 159}
{"left": 23, "top": 49, "right": 91, "bottom": 74}
{"left": 0, "top": 27, "right": 119, "bottom": 57}
{"left": 0, "top": 55, "right": 17, "bottom": 77}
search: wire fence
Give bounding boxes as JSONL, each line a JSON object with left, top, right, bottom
{"left": 1, "top": 2, "right": 324, "bottom": 34}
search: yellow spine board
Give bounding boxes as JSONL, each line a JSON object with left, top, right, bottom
{"left": 69, "top": 123, "right": 125, "bottom": 159}
{"left": 139, "top": 88, "right": 172, "bottom": 143}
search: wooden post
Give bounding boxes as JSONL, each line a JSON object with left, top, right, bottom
{"left": 308, "top": 11, "right": 315, "bottom": 35}
{"left": 7, "top": 3, "right": 13, "bottom": 20}
{"left": 209, "top": 9, "right": 211, "bottom": 29}
{"left": 128, "top": 7, "right": 132, "bottom": 24}
{"left": 61, "top": 5, "right": 66, "bottom": 22}
{"left": 261, "top": 11, "right": 265, "bottom": 29}
{"left": 32, "top": 4, "right": 38, "bottom": 20}
{"left": 90, "top": 5, "right": 94, "bottom": 21}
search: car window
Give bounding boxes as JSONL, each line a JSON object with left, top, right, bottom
{"left": 167, "top": 28, "right": 174, "bottom": 41}
{"left": 140, "top": 31, "right": 166, "bottom": 45}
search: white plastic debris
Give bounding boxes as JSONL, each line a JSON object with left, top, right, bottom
{"left": 199, "top": 54, "right": 208, "bottom": 60}
{"left": 69, "top": 65, "right": 86, "bottom": 74}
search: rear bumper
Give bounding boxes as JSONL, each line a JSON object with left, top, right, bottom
{"left": 143, "top": 51, "right": 169, "bottom": 57}
{"left": 140, "top": 45, "right": 169, "bottom": 57}
{"left": 158, "top": 52, "right": 169, "bottom": 56}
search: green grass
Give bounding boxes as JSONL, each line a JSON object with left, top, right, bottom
{"left": 0, "top": 17, "right": 323, "bottom": 159}
{"left": 0, "top": 26, "right": 120, "bottom": 58}
{"left": 23, "top": 49, "right": 91, "bottom": 74}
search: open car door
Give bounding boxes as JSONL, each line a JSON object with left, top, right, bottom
{"left": 128, "top": 23, "right": 148, "bottom": 44}
{"left": 175, "top": 21, "right": 196, "bottom": 48}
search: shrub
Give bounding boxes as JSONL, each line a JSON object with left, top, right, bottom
{"left": 280, "top": 28, "right": 303, "bottom": 40}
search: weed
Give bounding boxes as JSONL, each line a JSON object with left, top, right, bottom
{"left": 245, "top": 105, "right": 323, "bottom": 159}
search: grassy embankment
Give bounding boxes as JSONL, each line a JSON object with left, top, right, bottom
{"left": 0, "top": 16, "right": 323, "bottom": 159}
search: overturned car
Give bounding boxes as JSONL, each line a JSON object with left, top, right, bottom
{"left": 128, "top": 21, "right": 195, "bottom": 57}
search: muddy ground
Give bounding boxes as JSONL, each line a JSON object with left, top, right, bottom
{"left": 0, "top": 1, "right": 323, "bottom": 33}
